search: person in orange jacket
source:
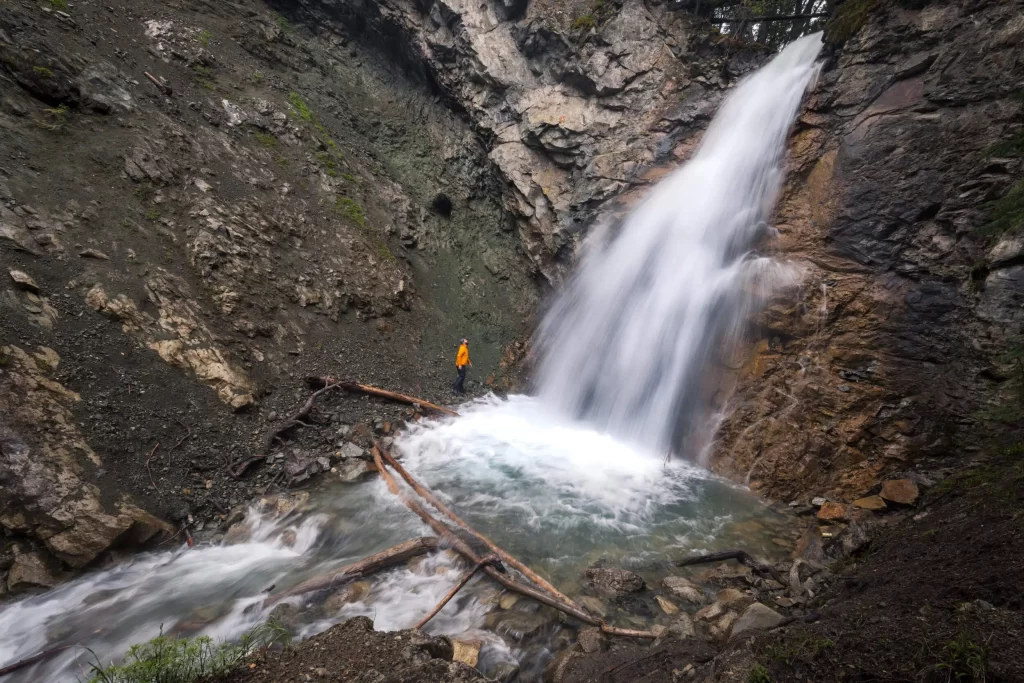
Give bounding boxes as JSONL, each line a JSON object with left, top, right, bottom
{"left": 452, "top": 338, "right": 471, "bottom": 394}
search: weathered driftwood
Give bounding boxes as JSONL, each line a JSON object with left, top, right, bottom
{"left": 376, "top": 442, "right": 581, "bottom": 610}
{"left": 337, "top": 381, "right": 459, "bottom": 417}
{"left": 415, "top": 554, "right": 502, "bottom": 629}
{"left": 371, "top": 446, "right": 657, "bottom": 639}
{"left": 307, "top": 376, "right": 459, "bottom": 417}
{"left": 265, "top": 536, "right": 439, "bottom": 606}
{"left": 674, "top": 549, "right": 786, "bottom": 585}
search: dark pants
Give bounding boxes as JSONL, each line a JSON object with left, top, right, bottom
{"left": 452, "top": 365, "right": 467, "bottom": 394}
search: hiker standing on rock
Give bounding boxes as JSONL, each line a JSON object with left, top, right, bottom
{"left": 453, "top": 338, "right": 471, "bottom": 394}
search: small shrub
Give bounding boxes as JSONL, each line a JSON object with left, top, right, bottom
{"left": 252, "top": 70, "right": 264, "bottom": 82}
{"left": 275, "top": 13, "right": 292, "bottom": 33}
{"left": 191, "top": 65, "right": 215, "bottom": 90}
{"left": 825, "top": 0, "right": 877, "bottom": 45}
{"left": 978, "top": 179, "right": 1024, "bottom": 237}
{"left": 145, "top": 208, "right": 161, "bottom": 222}
{"left": 36, "top": 103, "right": 69, "bottom": 131}
{"left": 748, "top": 664, "right": 772, "bottom": 683}
{"left": 196, "top": 28, "right": 212, "bottom": 47}
{"left": 571, "top": 13, "right": 596, "bottom": 30}
{"left": 334, "top": 196, "right": 365, "bottom": 227}
{"left": 932, "top": 629, "right": 986, "bottom": 682}
{"left": 378, "top": 242, "right": 396, "bottom": 262}
{"left": 342, "top": 173, "right": 357, "bottom": 182}
{"left": 986, "top": 130, "right": 1024, "bottom": 159}
{"left": 254, "top": 132, "right": 277, "bottom": 147}
{"left": 315, "top": 151, "right": 337, "bottom": 171}
{"left": 274, "top": 155, "right": 289, "bottom": 168}
{"left": 86, "top": 620, "right": 289, "bottom": 683}
{"left": 33, "top": 66, "right": 54, "bottom": 78}
{"left": 288, "top": 92, "right": 313, "bottom": 122}
{"left": 47, "top": 0, "right": 68, "bottom": 10}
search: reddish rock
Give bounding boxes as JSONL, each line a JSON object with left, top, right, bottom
{"left": 880, "top": 479, "right": 920, "bottom": 505}
{"left": 816, "top": 501, "right": 850, "bottom": 522}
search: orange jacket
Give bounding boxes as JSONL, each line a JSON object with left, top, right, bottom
{"left": 456, "top": 343, "right": 470, "bottom": 368}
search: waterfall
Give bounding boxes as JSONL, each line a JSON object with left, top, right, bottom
{"left": 534, "top": 33, "right": 824, "bottom": 459}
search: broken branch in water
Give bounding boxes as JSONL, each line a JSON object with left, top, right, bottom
{"left": 309, "top": 376, "right": 459, "bottom": 417}
{"left": 371, "top": 445, "right": 657, "bottom": 639}
{"left": 229, "top": 380, "right": 342, "bottom": 479}
{"left": 674, "top": 549, "right": 785, "bottom": 585}
{"left": 265, "top": 536, "right": 440, "bottom": 606}
{"left": 375, "top": 442, "right": 581, "bottom": 610}
{"left": 0, "top": 645, "right": 73, "bottom": 678}
{"left": 415, "top": 554, "right": 503, "bottom": 629}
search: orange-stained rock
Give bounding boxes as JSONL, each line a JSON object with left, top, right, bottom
{"left": 880, "top": 479, "right": 920, "bottom": 505}
{"left": 817, "top": 501, "right": 850, "bottom": 522}
{"left": 853, "top": 495, "right": 887, "bottom": 511}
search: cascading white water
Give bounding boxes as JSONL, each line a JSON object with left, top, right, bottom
{"left": 0, "top": 36, "right": 824, "bottom": 683}
{"left": 536, "top": 33, "right": 823, "bottom": 458}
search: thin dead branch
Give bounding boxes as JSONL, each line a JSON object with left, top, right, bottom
{"left": 674, "top": 549, "right": 785, "bottom": 585}
{"left": 229, "top": 381, "right": 342, "bottom": 478}
{"left": 145, "top": 442, "right": 160, "bottom": 491}
{"left": 415, "top": 554, "right": 502, "bottom": 629}
{"left": 266, "top": 536, "right": 440, "bottom": 606}
{"left": 376, "top": 441, "right": 581, "bottom": 610}
{"left": 144, "top": 71, "right": 172, "bottom": 96}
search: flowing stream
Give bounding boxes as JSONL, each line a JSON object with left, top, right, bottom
{"left": 0, "top": 34, "right": 823, "bottom": 683}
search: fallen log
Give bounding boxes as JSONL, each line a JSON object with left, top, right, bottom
{"left": 230, "top": 381, "right": 342, "bottom": 479}
{"left": 376, "top": 441, "right": 581, "bottom": 611}
{"left": 265, "top": 536, "right": 439, "bottom": 606}
{"left": 0, "top": 645, "right": 72, "bottom": 678}
{"left": 415, "top": 554, "right": 502, "bottom": 629}
{"left": 674, "top": 549, "right": 785, "bottom": 586}
{"left": 308, "top": 377, "right": 458, "bottom": 417}
{"left": 372, "top": 447, "right": 657, "bottom": 639}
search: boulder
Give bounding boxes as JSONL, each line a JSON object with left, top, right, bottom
{"left": 853, "top": 495, "right": 887, "bottom": 511}
{"left": 715, "top": 587, "right": 753, "bottom": 610}
{"left": 583, "top": 567, "right": 645, "bottom": 596}
{"left": 8, "top": 269, "right": 39, "bottom": 293}
{"left": 880, "top": 479, "right": 919, "bottom": 505}
{"left": 695, "top": 601, "right": 726, "bottom": 621}
{"left": 340, "top": 442, "right": 366, "bottom": 460}
{"left": 7, "top": 548, "right": 62, "bottom": 591}
{"left": 730, "top": 602, "right": 785, "bottom": 638}
{"left": 452, "top": 638, "right": 481, "bottom": 668}
{"left": 793, "top": 524, "right": 825, "bottom": 564}
{"left": 337, "top": 458, "right": 373, "bottom": 483}
{"left": 576, "top": 626, "right": 606, "bottom": 653}
{"left": 655, "top": 595, "right": 679, "bottom": 614}
{"left": 324, "top": 580, "right": 370, "bottom": 613}
{"left": 816, "top": 501, "right": 850, "bottom": 522}
{"left": 663, "top": 576, "right": 705, "bottom": 604}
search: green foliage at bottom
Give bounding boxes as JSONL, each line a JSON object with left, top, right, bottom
{"left": 933, "top": 628, "right": 987, "bottom": 682}
{"left": 86, "top": 620, "right": 289, "bottom": 683}
{"left": 748, "top": 664, "right": 773, "bottom": 683}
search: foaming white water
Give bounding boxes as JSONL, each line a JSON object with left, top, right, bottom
{"left": 535, "top": 34, "right": 824, "bottom": 459}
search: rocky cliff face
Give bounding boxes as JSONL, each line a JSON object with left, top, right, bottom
{"left": 713, "top": 0, "right": 1024, "bottom": 501}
